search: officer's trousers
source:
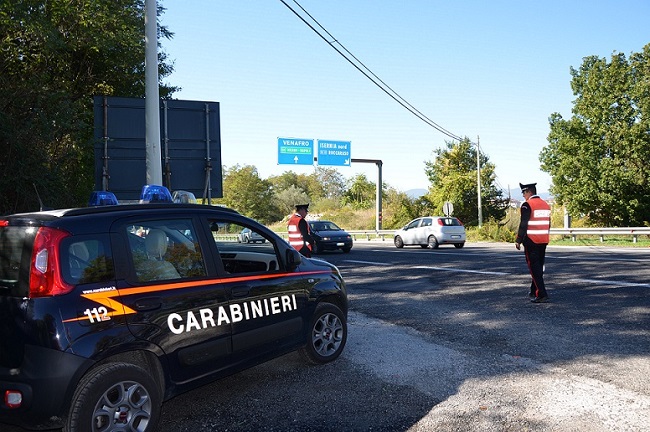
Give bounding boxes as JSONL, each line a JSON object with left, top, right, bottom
{"left": 523, "top": 237, "right": 548, "bottom": 298}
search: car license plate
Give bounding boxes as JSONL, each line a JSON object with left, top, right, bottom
{"left": 336, "top": 242, "right": 345, "bottom": 246}
{"left": 451, "top": 235, "right": 461, "bottom": 239}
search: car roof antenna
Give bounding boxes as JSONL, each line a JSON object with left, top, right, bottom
{"left": 33, "top": 183, "right": 50, "bottom": 211}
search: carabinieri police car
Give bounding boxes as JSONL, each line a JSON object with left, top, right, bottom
{"left": 0, "top": 186, "right": 348, "bottom": 431}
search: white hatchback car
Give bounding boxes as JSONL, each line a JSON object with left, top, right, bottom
{"left": 394, "top": 216, "right": 466, "bottom": 249}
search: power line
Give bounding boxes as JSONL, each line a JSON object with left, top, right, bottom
{"left": 279, "top": 0, "right": 464, "bottom": 142}
{"left": 279, "top": 1, "right": 511, "bottom": 217}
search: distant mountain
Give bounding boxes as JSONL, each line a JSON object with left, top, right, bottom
{"left": 402, "top": 188, "right": 551, "bottom": 201}
{"left": 405, "top": 188, "right": 427, "bottom": 198}
{"left": 503, "top": 189, "right": 552, "bottom": 201}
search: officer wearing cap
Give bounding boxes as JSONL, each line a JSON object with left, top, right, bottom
{"left": 515, "top": 182, "right": 552, "bottom": 303}
{"left": 287, "top": 204, "right": 315, "bottom": 257}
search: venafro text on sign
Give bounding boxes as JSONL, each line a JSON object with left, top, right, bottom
{"left": 277, "top": 137, "right": 314, "bottom": 165}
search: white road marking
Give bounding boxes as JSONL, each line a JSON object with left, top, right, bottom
{"left": 571, "top": 278, "right": 650, "bottom": 288}
{"left": 413, "top": 266, "right": 510, "bottom": 275}
{"left": 344, "top": 260, "right": 392, "bottom": 266}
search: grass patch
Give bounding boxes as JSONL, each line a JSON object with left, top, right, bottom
{"left": 550, "top": 236, "right": 650, "bottom": 247}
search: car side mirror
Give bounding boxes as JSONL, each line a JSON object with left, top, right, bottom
{"left": 285, "top": 248, "right": 302, "bottom": 271}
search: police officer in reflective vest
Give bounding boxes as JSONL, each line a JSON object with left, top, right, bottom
{"left": 288, "top": 204, "right": 314, "bottom": 257}
{"left": 515, "top": 183, "right": 551, "bottom": 303}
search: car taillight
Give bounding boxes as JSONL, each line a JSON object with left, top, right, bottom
{"left": 437, "top": 219, "right": 444, "bottom": 226}
{"left": 457, "top": 218, "right": 464, "bottom": 226}
{"left": 29, "top": 227, "right": 74, "bottom": 298}
{"left": 5, "top": 390, "right": 22, "bottom": 409}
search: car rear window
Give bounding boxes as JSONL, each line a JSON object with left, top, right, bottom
{"left": 60, "top": 236, "right": 115, "bottom": 286}
{"left": 440, "top": 218, "right": 462, "bottom": 226}
{"left": 0, "top": 226, "right": 35, "bottom": 297}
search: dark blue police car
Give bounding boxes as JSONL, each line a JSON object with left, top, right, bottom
{"left": 0, "top": 186, "right": 348, "bottom": 431}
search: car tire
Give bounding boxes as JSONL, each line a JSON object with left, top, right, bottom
{"left": 394, "top": 236, "right": 404, "bottom": 248}
{"left": 342, "top": 247, "right": 351, "bottom": 253}
{"left": 65, "top": 362, "right": 162, "bottom": 432}
{"left": 428, "top": 235, "right": 439, "bottom": 249}
{"left": 454, "top": 243, "right": 465, "bottom": 248}
{"left": 299, "top": 303, "right": 347, "bottom": 365}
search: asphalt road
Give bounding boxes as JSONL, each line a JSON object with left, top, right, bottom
{"left": 158, "top": 241, "right": 650, "bottom": 431}
{"left": 6, "top": 241, "right": 650, "bottom": 431}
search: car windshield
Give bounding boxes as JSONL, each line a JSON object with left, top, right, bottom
{"left": 311, "top": 221, "right": 340, "bottom": 231}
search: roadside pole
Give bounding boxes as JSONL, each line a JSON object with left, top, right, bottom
{"left": 144, "top": 0, "right": 162, "bottom": 186}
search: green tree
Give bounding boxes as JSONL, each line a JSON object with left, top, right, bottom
{"left": 382, "top": 187, "right": 418, "bottom": 229}
{"left": 267, "top": 171, "right": 301, "bottom": 193}
{"left": 274, "top": 185, "right": 310, "bottom": 218}
{"left": 424, "top": 138, "right": 507, "bottom": 226}
{"left": 0, "top": 0, "right": 177, "bottom": 214}
{"left": 343, "top": 174, "right": 376, "bottom": 209}
{"left": 267, "top": 167, "right": 346, "bottom": 212}
{"left": 314, "top": 167, "right": 346, "bottom": 199}
{"left": 218, "top": 165, "right": 279, "bottom": 224}
{"left": 267, "top": 170, "right": 321, "bottom": 200}
{"left": 540, "top": 44, "right": 650, "bottom": 226}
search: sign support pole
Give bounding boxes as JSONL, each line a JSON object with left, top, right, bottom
{"left": 352, "top": 158, "right": 383, "bottom": 231}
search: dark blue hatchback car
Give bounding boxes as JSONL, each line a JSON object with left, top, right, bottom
{"left": 308, "top": 220, "right": 353, "bottom": 254}
{"left": 0, "top": 188, "right": 348, "bottom": 431}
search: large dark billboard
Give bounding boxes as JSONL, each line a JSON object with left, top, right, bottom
{"left": 93, "top": 96, "right": 222, "bottom": 201}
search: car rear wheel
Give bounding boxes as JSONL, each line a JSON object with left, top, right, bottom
{"left": 394, "top": 236, "right": 404, "bottom": 248}
{"left": 66, "top": 362, "right": 162, "bottom": 432}
{"left": 299, "top": 303, "right": 347, "bottom": 365}
{"left": 454, "top": 243, "right": 465, "bottom": 248}
{"left": 428, "top": 235, "right": 439, "bottom": 249}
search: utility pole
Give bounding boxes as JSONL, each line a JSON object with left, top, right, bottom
{"left": 144, "top": 0, "right": 162, "bottom": 186}
{"left": 476, "top": 136, "right": 483, "bottom": 227}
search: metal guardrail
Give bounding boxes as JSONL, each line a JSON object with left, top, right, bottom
{"left": 549, "top": 227, "right": 650, "bottom": 243}
{"left": 347, "top": 230, "right": 394, "bottom": 241}
{"left": 275, "top": 228, "right": 650, "bottom": 243}
{"left": 348, "top": 228, "right": 650, "bottom": 243}
{"left": 274, "top": 230, "right": 394, "bottom": 241}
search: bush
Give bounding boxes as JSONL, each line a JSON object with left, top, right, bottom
{"left": 467, "top": 221, "right": 516, "bottom": 243}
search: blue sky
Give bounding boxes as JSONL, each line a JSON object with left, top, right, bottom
{"left": 159, "top": 0, "right": 649, "bottom": 195}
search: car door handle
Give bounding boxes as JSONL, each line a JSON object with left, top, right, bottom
{"left": 134, "top": 297, "right": 162, "bottom": 311}
{"left": 231, "top": 285, "right": 251, "bottom": 298}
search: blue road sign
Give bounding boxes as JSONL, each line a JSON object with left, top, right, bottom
{"left": 317, "top": 140, "right": 351, "bottom": 166}
{"left": 278, "top": 138, "right": 314, "bottom": 165}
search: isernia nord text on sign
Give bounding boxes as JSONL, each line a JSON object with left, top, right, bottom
{"left": 317, "top": 140, "right": 351, "bottom": 167}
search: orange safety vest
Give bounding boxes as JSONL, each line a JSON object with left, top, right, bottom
{"left": 526, "top": 196, "right": 551, "bottom": 244}
{"left": 287, "top": 213, "right": 312, "bottom": 252}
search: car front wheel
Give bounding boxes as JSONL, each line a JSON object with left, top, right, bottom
{"left": 299, "top": 303, "right": 347, "bottom": 365}
{"left": 66, "top": 362, "right": 162, "bottom": 432}
{"left": 428, "top": 235, "right": 439, "bottom": 249}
